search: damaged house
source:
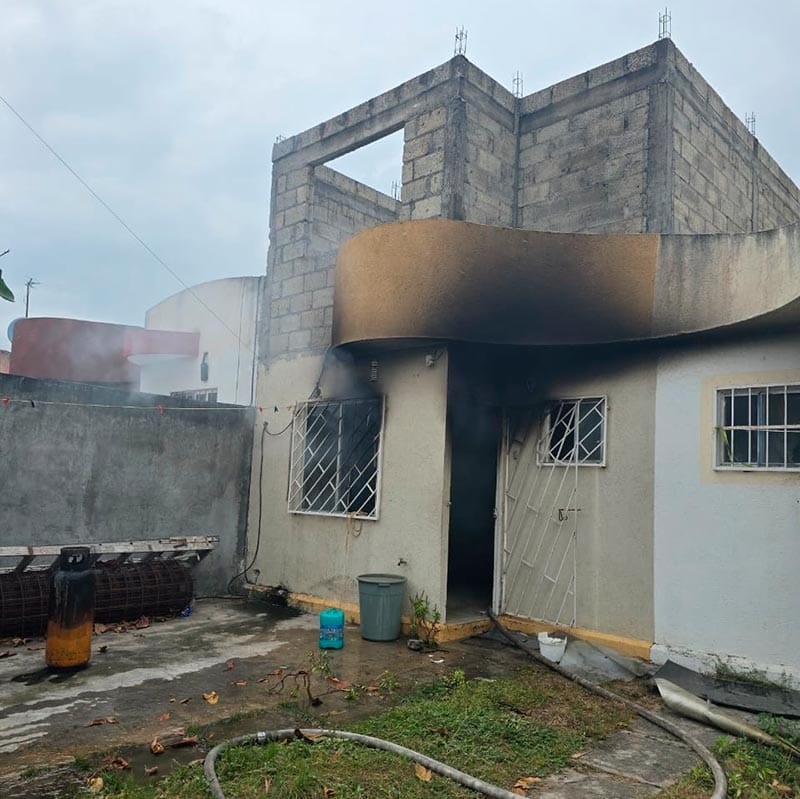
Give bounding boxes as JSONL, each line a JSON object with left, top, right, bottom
{"left": 247, "top": 39, "right": 800, "bottom": 684}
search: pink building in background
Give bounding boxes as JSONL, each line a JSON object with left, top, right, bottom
{"left": 8, "top": 317, "right": 198, "bottom": 390}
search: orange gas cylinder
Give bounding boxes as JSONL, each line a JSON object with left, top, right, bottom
{"left": 45, "top": 547, "right": 95, "bottom": 670}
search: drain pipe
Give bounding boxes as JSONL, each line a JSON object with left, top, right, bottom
{"left": 487, "top": 611, "right": 727, "bottom": 799}
{"left": 205, "top": 728, "right": 526, "bottom": 799}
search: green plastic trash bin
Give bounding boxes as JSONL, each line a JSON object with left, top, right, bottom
{"left": 357, "top": 574, "right": 406, "bottom": 641}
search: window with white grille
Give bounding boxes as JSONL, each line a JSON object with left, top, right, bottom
{"left": 171, "top": 388, "right": 218, "bottom": 403}
{"left": 540, "top": 397, "right": 606, "bottom": 466}
{"left": 288, "top": 397, "right": 384, "bottom": 519}
{"left": 716, "top": 385, "right": 800, "bottom": 470}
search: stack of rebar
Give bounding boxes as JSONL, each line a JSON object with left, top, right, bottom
{"left": 0, "top": 560, "right": 194, "bottom": 637}
{"left": 0, "top": 571, "right": 50, "bottom": 637}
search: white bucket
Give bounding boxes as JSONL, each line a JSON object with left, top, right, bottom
{"left": 538, "top": 632, "right": 567, "bottom": 663}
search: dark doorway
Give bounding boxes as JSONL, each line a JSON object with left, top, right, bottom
{"left": 446, "top": 365, "right": 500, "bottom": 622}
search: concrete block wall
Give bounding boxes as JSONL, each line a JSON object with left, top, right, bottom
{"left": 671, "top": 89, "right": 751, "bottom": 233}
{"left": 458, "top": 59, "right": 517, "bottom": 226}
{"left": 268, "top": 167, "right": 400, "bottom": 359}
{"left": 261, "top": 59, "right": 463, "bottom": 365}
{"left": 265, "top": 164, "right": 401, "bottom": 361}
{"left": 264, "top": 164, "right": 314, "bottom": 361}
{"left": 402, "top": 106, "right": 448, "bottom": 220}
{"left": 517, "top": 43, "right": 660, "bottom": 233}
{"left": 264, "top": 56, "right": 517, "bottom": 364}
{"left": 400, "top": 61, "right": 518, "bottom": 226}
{"left": 518, "top": 89, "right": 651, "bottom": 232}
{"left": 308, "top": 167, "right": 400, "bottom": 351}
{"left": 757, "top": 146, "right": 800, "bottom": 230}
{"left": 670, "top": 45, "right": 800, "bottom": 233}
{"left": 516, "top": 39, "right": 800, "bottom": 236}
{"left": 462, "top": 101, "right": 516, "bottom": 226}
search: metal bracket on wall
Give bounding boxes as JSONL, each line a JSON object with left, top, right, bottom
{"left": 0, "top": 536, "right": 219, "bottom": 575}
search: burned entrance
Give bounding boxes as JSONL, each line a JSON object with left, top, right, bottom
{"left": 446, "top": 347, "right": 501, "bottom": 621}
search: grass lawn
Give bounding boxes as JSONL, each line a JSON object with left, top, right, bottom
{"left": 83, "top": 664, "right": 633, "bottom": 798}
{"left": 27, "top": 662, "right": 800, "bottom": 798}
{"left": 658, "top": 715, "right": 800, "bottom": 799}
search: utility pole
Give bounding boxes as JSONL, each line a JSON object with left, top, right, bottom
{"left": 24, "top": 277, "right": 39, "bottom": 317}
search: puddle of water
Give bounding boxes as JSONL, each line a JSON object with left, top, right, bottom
{"left": 2, "top": 766, "right": 85, "bottom": 799}
{"left": 111, "top": 740, "right": 208, "bottom": 783}
{"left": 10, "top": 666, "right": 85, "bottom": 686}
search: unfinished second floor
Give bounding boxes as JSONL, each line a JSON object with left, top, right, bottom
{"left": 261, "top": 38, "right": 800, "bottom": 363}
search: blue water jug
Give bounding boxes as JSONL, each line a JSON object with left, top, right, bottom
{"left": 319, "top": 608, "right": 345, "bottom": 649}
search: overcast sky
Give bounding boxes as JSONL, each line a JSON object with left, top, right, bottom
{"left": 1, "top": 1, "right": 798, "bottom": 349}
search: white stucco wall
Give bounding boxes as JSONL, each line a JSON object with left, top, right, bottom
{"left": 139, "top": 277, "right": 261, "bottom": 405}
{"left": 528, "top": 355, "right": 657, "bottom": 642}
{"left": 653, "top": 332, "right": 800, "bottom": 683}
{"left": 248, "top": 348, "right": 450, "bottom": 615}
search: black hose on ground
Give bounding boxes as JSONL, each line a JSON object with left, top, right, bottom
{"left": 487, "top": 610, "right": 727, "bottom": 799}
{"left": 204, "top": 728, "right": 525, "bottom": 799}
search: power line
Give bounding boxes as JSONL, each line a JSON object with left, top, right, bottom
{"left": 0, "top": 92, "right": 256, "bottom": 357}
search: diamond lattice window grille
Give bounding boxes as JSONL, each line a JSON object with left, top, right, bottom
{"left": 288, "top": 396, "right": 384, "bottom": 519}
{"left": 539, "top": 397, "right": 606, "bottom": 466}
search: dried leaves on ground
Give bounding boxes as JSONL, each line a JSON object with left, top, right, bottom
{"left": 414, "top": 763, "right": 432, "bottom": 782}
{"left": 72, "top": 663, "right": 637, "bottom": 799}
{"left": 87, "top": 717, "right": 119, "bottom": 727}
{"left": 93, "top": 616, "right": 154, "bottom": 635}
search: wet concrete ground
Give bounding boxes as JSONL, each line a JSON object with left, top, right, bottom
{"left": 0, "top": 597, "right": 529, "bottom": 787}
{"left": 1, "top": 598, "right": 304, "bottom": 769}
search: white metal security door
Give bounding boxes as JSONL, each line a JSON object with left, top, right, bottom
{"left": 500, "top": 407, "right": 578, "bottom": 626}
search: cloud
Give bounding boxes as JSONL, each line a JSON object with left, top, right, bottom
{"left": 0, "top": 0, "right": 798, "bottom": 350}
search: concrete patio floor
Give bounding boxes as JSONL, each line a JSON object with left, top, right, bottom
{"left": 0, "top": 597, "right": 530, "bottom": 782}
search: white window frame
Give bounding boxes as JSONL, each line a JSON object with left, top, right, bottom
{"left": 537, "top": 396, "right": 607, "bottom": 467}
{"left": 288, "top": 396, "right": 385, "bottom": 520}
{"left": 714, "top": 383, "right": 800, "bottom": 472}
